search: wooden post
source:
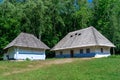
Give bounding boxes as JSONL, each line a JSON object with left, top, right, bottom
{"left": 113, "top": 48, "right": 115, "bottom": 55}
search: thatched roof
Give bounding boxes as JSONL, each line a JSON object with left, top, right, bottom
{"left": 4, "top": 32, "right": 50, "bottom": 50}
{"left": 51, "top": 26, "right": 115, "bottom": 51}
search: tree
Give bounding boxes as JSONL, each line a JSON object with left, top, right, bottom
{"left": 0, "top": 0, "right": 20, "bottom": 54}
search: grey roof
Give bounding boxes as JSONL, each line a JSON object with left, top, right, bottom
{"left": 51, "top": 26, "right": 115, "bottom": 51}
{"left": 4, "top": 32, "right": 50, "bottom": 49}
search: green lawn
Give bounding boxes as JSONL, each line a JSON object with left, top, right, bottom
{"left": 0, "top": 56, "right": 120, "bottom": 80}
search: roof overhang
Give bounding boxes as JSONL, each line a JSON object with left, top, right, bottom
{"left": 4, "top": 45, "right": 50, "bottom": 50}
{"left": 51, "top": 44, "right": 116, "bottom": 51}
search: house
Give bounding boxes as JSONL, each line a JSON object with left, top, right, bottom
{"left": 51, "top": 26, "right": 115, "bottom": 58}
{"left": 4, "top": 32, "right": 50, "bottom": 60}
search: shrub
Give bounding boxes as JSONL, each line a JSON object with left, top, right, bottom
{"left": 26, "top": 58, "right": 31, "bottom": 61}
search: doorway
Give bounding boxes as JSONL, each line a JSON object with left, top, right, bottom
{"left": 6, "top": 55, "right": 9, "bottom": 60}
{"left": 70, "top": 50, "right": 74, "bottom": 58}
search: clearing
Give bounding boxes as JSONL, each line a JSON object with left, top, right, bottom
{"left": 2, "top": 58, "right": 91, "bottom": 76}
{"left": 0, "top": 56, "right": 120, "bottom": 80}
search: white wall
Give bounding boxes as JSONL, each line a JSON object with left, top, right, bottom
{"left": 4, "top": 47, "right": 46, "bottom": 60}
{"left": 55, "top": 46, "right": 111, "bottom": 58}
{"left": 55, "top": 50, "right": 70, "bottom": 57}
{"left": 94, "top": 46, "right": 111, "bottom": 58}
{"left": 56, "top": 46, "right": 96, "bottom": 54}
{"left": 95, "top": 46, "right": 110, "bottom": 54}
{"left": 4, "top": 47, "right": 15, "bottom": 60}
{"left": 15, "top": 47, "right": 46, "bottom": 60}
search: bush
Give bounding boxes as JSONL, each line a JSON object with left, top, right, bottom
{"left": 26, "top": 58, "right": 31, "bottom": 61}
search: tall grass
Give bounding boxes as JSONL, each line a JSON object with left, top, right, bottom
{"left": 0, "top": 56, "right": 120, "bottom": 80}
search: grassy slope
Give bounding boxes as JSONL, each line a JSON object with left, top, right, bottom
{"left": 0, "top": 56, "right": 120, "bottom": 80}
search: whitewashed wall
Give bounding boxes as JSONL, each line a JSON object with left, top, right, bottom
{"left": 4, "top": 47, "right": 46, "bottom": 60}
{"left": 95, "top": 46, "right": 111, "bottom": 58}
{"left": 56, "top": 46, "right": 95, "bottom": 54}
{"left": 55, "top": 46, "right": 111, "bottom": 58}
{"left": 4, "top": 47, "right": 15, "bottom": 60}
{"left": 95, "top": 46, "right": 110, "bottom": 53}
{"left": 55, "top": 50, "right": 70, "bottom": 57}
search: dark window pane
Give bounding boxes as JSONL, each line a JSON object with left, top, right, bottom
{"left": 86, "top": 48, "right": 90, "bottom": 53}
{"left": 101, "top": 48, "right": 103, "bottom": 53}
{"left": 80, "top": 49, "right": 83, "bottom": 53}
{"left": 60, "top": 51, "right": 63, "bottom": 55}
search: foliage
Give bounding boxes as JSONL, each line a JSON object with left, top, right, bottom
{"left": 25, "top": 58, "right": 31, "bottom": 61}
{"left": 0, "top": 0, "right": 120, "bottom": 56}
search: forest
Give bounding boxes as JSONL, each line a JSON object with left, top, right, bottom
{"left": 0, "top": 0, "right": 120, "bottom": 57}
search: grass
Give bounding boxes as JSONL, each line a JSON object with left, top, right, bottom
{"left": 0, "top": 56, "right": 120, "bottom": 80}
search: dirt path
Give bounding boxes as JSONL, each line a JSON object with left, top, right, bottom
{"left": 3, "top": 58, "right": 92, "bottom": 76}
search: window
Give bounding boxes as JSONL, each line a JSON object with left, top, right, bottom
{"left": 60, "top": 51, "right": 63, "bottom": 55}
{"left": 70, "top": 35, "right": 73, "bottom": 37}
{"left": 101, "top": 48, "right": 103, "bottom": 53}
{"left": 78, "top": 33, "right": 81, "bottom": 36}
{"left": 75, "top": 33, "right": 77, "bottom": 35}
{"left": 86, "top": 48, "right": 90, "bottom": 53}
{"left": 80, "top": 49, "right": 83, "bottom": 54}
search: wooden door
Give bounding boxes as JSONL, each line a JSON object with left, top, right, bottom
{"left": 70, "top": 50, "right": 74, "bottom": 58}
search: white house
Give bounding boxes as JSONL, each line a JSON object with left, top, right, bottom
{"left": 51, "top": 26, "right": 115, "bottom": 58}
{"left": 4, "top": 32, "right": 50, "bottom": 60}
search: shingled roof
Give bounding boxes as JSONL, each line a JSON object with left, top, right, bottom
{"left": 51, "top": 26, "right": 115, "bottom": 51}
{"left": 4, "top": 32, "right": 50, "bottom": 49}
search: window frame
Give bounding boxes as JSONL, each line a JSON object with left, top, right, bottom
{"left": 80, "top": 49, "right": 83, "bottom": 54}
{"left": 60, "top": 51, "right": 63, "bottom": 55}
{"left": 86, "top": 48, "right": 90, "bottom": 53}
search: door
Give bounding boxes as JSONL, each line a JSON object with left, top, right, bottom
{"left": 70, "top": 50, "right": 74, "bottom": 58}
{"left": 6, "top": 55, "right": 9, "bottom": 60}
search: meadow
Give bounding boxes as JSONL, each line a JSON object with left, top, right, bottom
{"left": 0, "top": 56, "right": 120, "bottom": 80}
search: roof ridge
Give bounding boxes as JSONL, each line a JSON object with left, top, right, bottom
{"left": 69, "top": 34, "right": 78, "bottom": 48}
{"left": 24, "top": 33, "right": 29, "bottom": 47}
{"left": 91, "top": 27, "right": 98, "bottom": 45}
{"left": 69, "top": 26, "right": 94, "bottom": 33}
{"left": 21, "top": 32, "right": 35, "bottom": 36}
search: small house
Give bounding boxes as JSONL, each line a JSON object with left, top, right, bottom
{"left": 4, "top": 32, "right": 50, "bottom": 60}
{"left": 51, "top": 26, "right": 115, "bottom": 58}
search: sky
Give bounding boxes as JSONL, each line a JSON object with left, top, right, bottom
{"left": 88, "top": 0, "right": 93, "bottom": 3}
{"left": 0, "top": 0, "right": 3, "bottom": 3}
{"left": 74, "top": 0, "right": 93, "bottom": 10}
